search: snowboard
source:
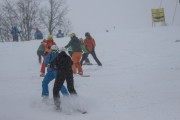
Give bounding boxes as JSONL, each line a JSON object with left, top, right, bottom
{"left": 74, "top": 74, "right": 90, "bottom": 77}
{"left": 82, "top": 63, "right": 97, "bottom": 65}
{"left": 42, "top": 98, "right": 87, "bottom": 114}
{"left": 80, "top": 74, "right": 90, "bottom": 77}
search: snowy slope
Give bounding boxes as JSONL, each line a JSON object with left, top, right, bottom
{"left": 0, "top": 26, "right": 180, "bottom": 120}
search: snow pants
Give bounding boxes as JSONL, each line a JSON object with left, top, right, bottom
{"left": 80, "top": 53, "right": 90, "bottom": 65}
{"left": 53, "top": 70, "right": 77, "bottom": 108}
{"left": 87, "top": 50, "right": 102, "bottom": 66}
{"left": 40, "top": 56, "right": 46, "bottom": 74}
{"left": 42, "top": 70, "right": 69, "bottom": 96}
{"left": 71, "top": 52, "right": 83, "bottom": 74}
{"left": 37, "top": 51, "right": 44, "bottom": 64}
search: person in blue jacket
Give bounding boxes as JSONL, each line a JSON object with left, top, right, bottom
{"left": 42, "top": 45, "right": 69, "bottom": 100}
{"left": 34, "top": 28, "right": 43, "bottom": 40}
{"left": 56, "top": 30, "right": 64, "bottom": 38}
{"left": 11, "top": 26, "right": 20, "bottom": 42}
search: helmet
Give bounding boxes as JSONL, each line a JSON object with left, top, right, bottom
{"left": 47, "top": 34, "right": 53, "bottom": 40}
{"left": 69, "top": 33, "right": 76, "bottom": 37}
{"left": 51, "top": 45, "right": 59, "bottom": 53}
{"left": 85, "top": 32, "right": 90, "bottom": 37}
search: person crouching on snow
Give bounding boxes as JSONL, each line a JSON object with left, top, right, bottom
{"left": 50, "top": 47, "right": 77, "bottom": 110}
{"left": 42, "top": 45, "right": 69, "bottom": 101}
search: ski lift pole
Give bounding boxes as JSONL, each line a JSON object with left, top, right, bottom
{"left": 172, "top": 0, "right": 179, "bottom": 25}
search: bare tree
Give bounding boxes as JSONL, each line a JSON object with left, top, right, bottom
{"left": 0, "top": 0, "right": 17, "bottom": 42}
{"left": 0, "top": 0, "right": 71, "bottom": 42}
{"left": 40, "top": 0, "right": 69, "bottom": 35}
{"left": 0, "top": 0, "right": 40, "bottom": 41}
{"left": 61, "top": 18, "right": 73, "bottom": 36}
{"left": 16, "top": 0, "right": 40, "bottom": 40}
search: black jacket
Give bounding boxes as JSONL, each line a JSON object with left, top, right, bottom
{"left": 65, "top": 36, "right": 82, "bottom": 52}
{"left": 51, "top": 51, "right": 73, "bottom": 73}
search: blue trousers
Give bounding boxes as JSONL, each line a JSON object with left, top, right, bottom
{"left": 42, "top": 71, "right": 68, "bottom": 96}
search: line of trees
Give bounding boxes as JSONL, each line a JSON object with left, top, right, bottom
{"left": 0, "top": 0, "right": 72, "bottom": 42}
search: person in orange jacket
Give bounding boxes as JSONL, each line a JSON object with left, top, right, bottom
{"left": 40, "top": 35, "right": 56, "bottom": 77}
{"left": 84, "top": 32, "right": 102, "bottom": 66}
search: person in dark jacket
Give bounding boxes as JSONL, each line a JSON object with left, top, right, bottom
{"left": 56, "top": 30, "right": 64, "bottom": 38}
{"left": 11, "top": 26, "right": 20, "bottom": 42}
{"left": 65, "top": 33, "right": 83, "bottom": 75}
{"left": 34, "top": 28, "right": 43, "bottom": 39}
{"left": 50, "top": 47, "right": 77, "bottom": 110}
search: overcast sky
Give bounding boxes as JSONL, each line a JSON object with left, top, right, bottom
{"left": 66, "top": 0, "right": 180, "bottom": 33}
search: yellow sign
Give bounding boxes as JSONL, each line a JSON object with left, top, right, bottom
{"left": 151, "top": 8, "right": 165, "bottom": 23}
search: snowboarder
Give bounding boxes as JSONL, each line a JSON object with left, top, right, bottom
{"left": 65, "top": 33, "right": 83, "bottom": 75}
{"left": 42, "top": 45, "right": 69, "bottom": 101}
{"left": 84, "top": 32, "right": 102, "bottom": 66}
{"left": 79, "top": 38, "right": 91, "bottom": 65}
{"left": 50, "top": 47, "right": 77, "bottom": 110}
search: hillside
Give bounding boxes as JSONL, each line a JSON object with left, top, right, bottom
{"left": 0, "top": 26, "right": 180, "bottom": 120}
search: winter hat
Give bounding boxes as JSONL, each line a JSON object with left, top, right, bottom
{"left": 47, "top": 34, "right": 53, "bottom": 40}
{"left": 51, "top": 45, "right": 59, "bottom": 53}
{"left": 85, "top": 32, "right": 90, "bottom": 37}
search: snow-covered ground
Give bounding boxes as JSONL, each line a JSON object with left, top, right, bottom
{"left": 0, "top": 26, "right": 180, "bottom": 120}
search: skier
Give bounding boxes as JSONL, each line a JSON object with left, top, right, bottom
{"left": 42, "top": 45, "right": 69, "bottom": 101}
{"left": 79, "top": 38, "right": 91, "bottom": 65}
{"left": 40, "top": 35, "right": 56, "bottom": 77}
{"left": 84, "top": 32, "right": 102, "bottom": 66}
{"left": 50, "top": 47, "right": 77, "bottom": 110}
{"left": 65, "top": 33, "right": 83, "bottom": 75}
{"left": 37, "top": 40, "right": 46, "bottom": 64}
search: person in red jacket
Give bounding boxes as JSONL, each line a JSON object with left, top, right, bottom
{"left": 40, "top": 35, "right": 56, "bottom": 77}
{"left": 84, "top": 32, "right": 102, "bottom": 66}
